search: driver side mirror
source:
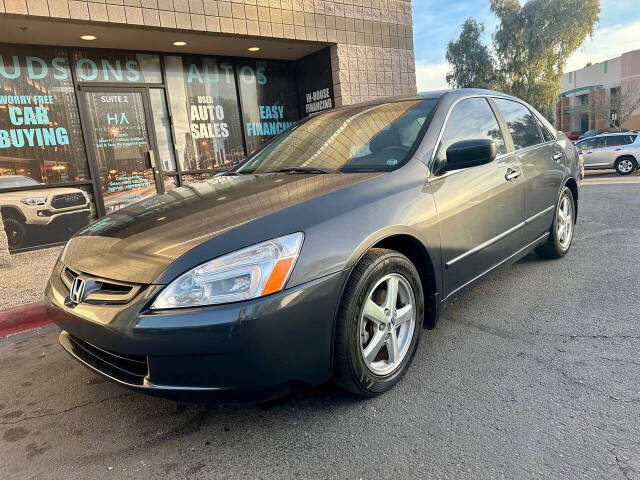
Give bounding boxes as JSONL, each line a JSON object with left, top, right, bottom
{"left": 437, "top": 139, "right": 497, "bottom": 173}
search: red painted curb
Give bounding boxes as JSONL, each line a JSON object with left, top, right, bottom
{"left": 0, "top": 302, "right": 52, "bottom": 338}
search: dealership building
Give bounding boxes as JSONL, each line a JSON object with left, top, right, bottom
{"left": 0, "top": 0, "right": 417, "bottom": 261}
{"left": 555, "top": 48, "right": 640, "bottom": 134}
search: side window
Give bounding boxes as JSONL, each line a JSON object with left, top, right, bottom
{"left": 493, "top": 98, "right": 543, "bottom": 150}
{"left": 594, "top": 137, "right": 607, "bottom": 149}
{"left": 604, "top": 136, "right": 623, "bottom": 147}
{"left": 536, "top": 117, "right": 556, "bottom": 142}
{"left": 438, "top": 97, "right": 506, "bottom": 159}
{"left": 577, "top": 137, "right": 595, "bottom": 150}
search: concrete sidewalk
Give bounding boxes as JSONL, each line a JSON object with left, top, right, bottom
{"left": 0, "top": 246, "right": 61, "bottom": 311}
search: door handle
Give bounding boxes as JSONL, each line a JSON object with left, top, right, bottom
{"left": 505, "top": 168, "right": 521, "bottom": 181}
{"left": 552, "top": 152, "right": 563, "bottom": 162}
{"left": 614, "top": 148, "right": 622, "bottom": 151}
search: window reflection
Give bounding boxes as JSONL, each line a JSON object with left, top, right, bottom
{"left": 237, "top": 60, "right": 300, "bottom": 154}
{"left": 438, "top": 97, "right": 506, "bottom": 158}
{"left": 149, "top": 88, "right": 176, "bottom": 172}
{"left": 164, "top": 56, "right": 245, "bottom": 172}
{"left": 182, "top": 172, "right": 214, "bottom": 184}
{"left": 238, "top": 100, "right": 437, "bottom": 173}
{"left": 162, "top": 175, "right": 179, "bottom": 191}
{"left": 493, "top": 98, "right": 542, "bottom": 150}
{"left": 71, "top": 50, "right": 162, "bottom": 84}
{"left": 0, "top": 46, "right": 89, "bottom": 186}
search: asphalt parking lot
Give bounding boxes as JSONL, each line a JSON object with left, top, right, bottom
{"left": 1, "top": 173, "right": 639, "bottom": 479}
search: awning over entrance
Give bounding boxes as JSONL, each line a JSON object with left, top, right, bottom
{"left": 558, "top": 85, "right": 603, "bottom": 98}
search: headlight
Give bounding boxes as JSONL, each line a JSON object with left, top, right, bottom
{"left": 151, "top": 232, "right": 304, "bottom": 309}
{"left": 20, "top": 196, "right": 47, "bottom": 206}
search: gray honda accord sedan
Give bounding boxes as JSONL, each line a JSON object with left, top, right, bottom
{"left": 46, "top": 89, "right": 580, "bottom": 402}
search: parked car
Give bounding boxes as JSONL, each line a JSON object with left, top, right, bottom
{"left": 575, "top": 132, "right": 639, "bottom": 175}
{"left": 577, "top": 129, "right": 605, "bottom": 140}
{"left": 0, "top": 176, "right": 91, "bottom": 250}
{"left": 564, "top": 131, "right": 582, "bottom": 141}
{"left": 46, "top": 89, "right": 580, "bottom": 403}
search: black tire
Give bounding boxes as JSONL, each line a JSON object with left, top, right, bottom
{"left": 614, "top": 156, "right": 637, "bottom": 175}
{"left": 2, "top": 217, "right": 27, "bottom": 250}
{"left": 332, "top": 248, "right": 424, "bottom": 396}
{"left": 535, "top": 186, "right": 575, "bottom": 259}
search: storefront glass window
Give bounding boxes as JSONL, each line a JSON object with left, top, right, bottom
{"left": 182, "top": 172, "right": 214, "bottom": 184}
{"left": 0, "top": 45, "right": 90, "bottom": 185}
{"left": 149, "top": 88, "right": 177, "bottom": 172}
{"left": 71, "top": 50, "right": 162, "bottom": 84}
{"left": 164, "top": 56, "right": 245, "bottom": 172}
{"left": 162, "top": 175, "right": 179, "bottom": 191}
{"left": 236, "top": 60, "right": 300, "bottom": 154}
{"left": 0, "top": 45, "right": 93, "bottom": 251}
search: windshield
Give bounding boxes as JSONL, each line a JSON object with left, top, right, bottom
{"left": 236, "top": 99, "right": 437, "bottom": 174}
{"left": 0, "top": 176, "right": 41, "bottom": 188}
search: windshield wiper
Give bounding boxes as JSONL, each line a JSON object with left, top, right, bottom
{"left": 267, "top": 166, "right": 337, "bottom": 174}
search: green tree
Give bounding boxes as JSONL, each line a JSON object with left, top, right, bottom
{"left": 445, "top": 19, "right": 496, "bottom": 89}
{"left": 446, "top": 0, "right": 600, "bottom": 119}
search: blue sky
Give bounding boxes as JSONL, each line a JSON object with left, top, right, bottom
{"left": 412, "top": 0, "right": 640, "bottom": 90}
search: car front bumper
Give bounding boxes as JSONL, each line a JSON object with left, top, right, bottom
{"left": 45, "top": 265, "right": 349, "bottom": 403}
{"left": 28, "top": 208, "right": 90, "bottom": 227}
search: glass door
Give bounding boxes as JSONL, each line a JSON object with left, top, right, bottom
{"left": 81, "top": 88, "right": 160, "bottom": 214}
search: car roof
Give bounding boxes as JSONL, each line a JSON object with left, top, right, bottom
{"left": 418, "top": 88, "right": 520, "bottom": 100}
{"left": 595, "top": 132, "right": 638, "bottom": 137}
{"left": 340, "top": 88, "right": 523, "bottom": 108}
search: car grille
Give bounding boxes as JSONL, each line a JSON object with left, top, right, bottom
{"left": 67, "top": 334, "right": 148, "bottom": 385}
{"left": 51, "top": 192, "right": 86, "bottom": 209}
{"left": 61, "top": 266, "right": 142, "bottom": 304}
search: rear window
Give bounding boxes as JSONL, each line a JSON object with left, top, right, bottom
{"left": 618, "top": 134, "right": 637, "bottom": 145}
{"left": 600, "top": 135, "right": 636, "bottom": 147}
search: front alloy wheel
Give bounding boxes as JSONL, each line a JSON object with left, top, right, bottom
{"left": 333, "top": 248, "right": 423, "bottom": 396}
{"left": 3, "top": 218, "right": 27, "bottom": 250}
{"left": 359, "top": 274, "right": 416, "bottom": 376}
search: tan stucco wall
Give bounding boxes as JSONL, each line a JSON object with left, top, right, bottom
{"left": 623, "top": 114, "right": 640, "bottom": 131}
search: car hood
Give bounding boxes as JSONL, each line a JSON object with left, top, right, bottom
{"left": 0, "top": 186, "right": 84, "bottom": 200}
{"left": 61, "top": 173, "right": 378, "bottom": 284}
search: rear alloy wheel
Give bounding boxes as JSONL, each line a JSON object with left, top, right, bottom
{"left": 614, "top": 157, "right": 637, "bottom": 175}
{"left": 2, "top": 217, "right": 27, "bottom": 250}
{"left": 333, "top": 248, "right": 423, "bottom": 396}
{"left": 535, "top": 186, "right": 575, "bottom": 259}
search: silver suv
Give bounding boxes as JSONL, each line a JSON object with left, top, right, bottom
{"left": 576, "top": 132, "right": 639, "bottom": 175}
